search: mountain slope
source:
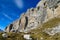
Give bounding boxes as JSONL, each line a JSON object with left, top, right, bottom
{"left": 29, "top": 17, "right": 60, "bottom": 40}
{"left": 5, "top": 0, "right": 60, "bottom": 33}
{"left": 1, "top": 0, "right": 60, "bottom": 40}
{"left": 30, "top": 17, "right": 60, "bottom": 32}
{"left": 0, "top": 17, "right": 60, "bottom": 40}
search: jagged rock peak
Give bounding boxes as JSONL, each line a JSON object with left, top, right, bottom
{"left": 5, "top": 0, "right": 60, "bottom": 33}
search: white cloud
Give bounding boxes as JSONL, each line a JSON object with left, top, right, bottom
{"left": 3, "top": 13, "right": 13, "bottom": 20}
{"left": 15, "top": 0, "right": 24, "bottom": 9}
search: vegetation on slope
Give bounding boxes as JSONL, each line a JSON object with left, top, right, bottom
{"left": 0, "top": 32, "right": 26, "bottom": 40}
{"left": 30, "top": 17, "right": 60, "bottom": 32}
{"left": 30, "top": 17, "right": 60, "bottom": 40}
{"left": 0, "top": 17, "right": 60, "bottom": 40}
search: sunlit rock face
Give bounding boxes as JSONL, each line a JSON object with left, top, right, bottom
{"left": 5, "top": 0, "right": 60, "bottom": 32}
{"left": 44, "top": 24, "right": 60, "bottom": 36}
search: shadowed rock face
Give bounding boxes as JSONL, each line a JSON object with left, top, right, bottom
{"left": 9, "top": 24, "right": 13, "bottom": 32}
{"left": 24, "top": 16, "right": 28, "bottom": 29}
{"left": 5, "top": 0, "right": 60, "bottom": 33}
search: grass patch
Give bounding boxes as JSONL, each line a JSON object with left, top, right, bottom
{"left": 0, "top": 17, "right": 60, "bottom": 40}
{"left": 29, "top": 17, "right": 60, "bottom": 40}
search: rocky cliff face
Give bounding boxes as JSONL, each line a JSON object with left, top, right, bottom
{"left": 5, "top": 0, "right": 60, "bottom": 32}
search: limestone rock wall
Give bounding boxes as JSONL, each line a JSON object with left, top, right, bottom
{"left": 5, "top": 0, "right": 60, "bottom": 32}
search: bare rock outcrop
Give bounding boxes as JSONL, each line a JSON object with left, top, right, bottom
{"left": 5, "top": 0, "right": 60, "bottom": 33}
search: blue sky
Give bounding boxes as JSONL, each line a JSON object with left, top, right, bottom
{"left": 0, "top": 0, "right": 40, "bottom": 30}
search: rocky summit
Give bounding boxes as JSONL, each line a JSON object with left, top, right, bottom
{"left": 5, "top": 0, "right": 60, "bottom": 33}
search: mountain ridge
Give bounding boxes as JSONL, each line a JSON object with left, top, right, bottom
{"left": 5, "top": 0, "right": 60, "bottom": 33}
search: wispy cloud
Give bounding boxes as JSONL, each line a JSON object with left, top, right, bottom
{"left": 15, "top": 0, "right": 23, "bottom": 9}
{"left": 3, "top": 13, "right": 13, "bottom": 20}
